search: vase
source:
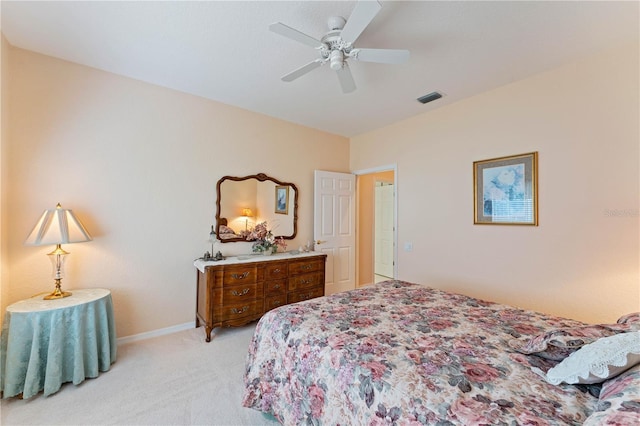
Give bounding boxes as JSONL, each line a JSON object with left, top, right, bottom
{"left": 262, "top": 250, "right": 272, "bottom": 256}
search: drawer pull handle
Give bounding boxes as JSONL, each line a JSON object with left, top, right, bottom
{"left": 301, "top": 264, "right": 312, "bottom": 270}
{"left": 274, "top": 284, "right": 281, "bottom": 289}
{"left": 300, "top": 293, "right": 313, "bottom": 300}
{"left": 232, "top": 288, "right": 250, "bottom": 296}
{"left": 273, "top": 268, "right": 282, "bottom": 273}
{"left": 231, "top": 306, "right": 249, "bottom": 314}
{"left": 299, "top": 279, "right": 313, "bottom": 285}
{"left": 231, "top": 272, "right": 249, "bottom": 280}
{"left": 273, "top": 300, "right": 281, "bottom": 305}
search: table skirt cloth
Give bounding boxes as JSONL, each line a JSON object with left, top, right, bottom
{"left": 0, "top": 289, "right": 117, "bottom": 398}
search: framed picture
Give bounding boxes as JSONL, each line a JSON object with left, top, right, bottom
{"left": 275, "top": 185, "right": 289, "bottom": 215}
{"left": 473, "top": 152, "right": 538, "bottom": 225}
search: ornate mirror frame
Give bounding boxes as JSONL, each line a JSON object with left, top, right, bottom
{"left": 215, "top": 173, "right": 298, "bottom": 243}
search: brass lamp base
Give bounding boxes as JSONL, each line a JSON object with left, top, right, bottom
{"left": 43, "top": 279, "right": 72, "bottom": 300}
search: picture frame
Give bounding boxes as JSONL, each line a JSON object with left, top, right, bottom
{"left": 473, "top": 152, "right": 538, "bottom": 225}
{"left": 275, "top": 185, "right": 289, "bottom": 215}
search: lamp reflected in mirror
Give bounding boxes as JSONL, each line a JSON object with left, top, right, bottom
{"left": 241, "top": 208, "right": 253, "bottom": 231}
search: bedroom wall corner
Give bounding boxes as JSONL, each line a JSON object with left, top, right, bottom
{"left": 0, "top": 34, "right": 11, "bottom": 325}
{"left": 349, "top": 42, "right": 640, "bottom": 324}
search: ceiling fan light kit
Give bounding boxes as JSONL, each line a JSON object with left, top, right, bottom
{"left": 270, "top": 0, "right": 410, "bottom": 94}
{"left": 329, "top": 50, "right": 344, "bottom": 70}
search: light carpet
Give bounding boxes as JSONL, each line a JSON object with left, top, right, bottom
{"left": 1, "top": 324, "right": 280, "bottom": 426}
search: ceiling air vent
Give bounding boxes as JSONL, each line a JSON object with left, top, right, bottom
{"left": 417, "top": 92, "right": 442, "bottom": 104}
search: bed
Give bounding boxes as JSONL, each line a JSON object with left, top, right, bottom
{"left": 217, "top": 218, "right": 242, "bottom": 240}
{"left": 242, "top": 280, "right": 640, "bottom": 425}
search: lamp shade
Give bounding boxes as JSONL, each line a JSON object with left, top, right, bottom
{"left": 242, "top": 208, "right": 253, "bottom": 217}
{"left": 25, "top": 203, "right": 92, "bottom": 246}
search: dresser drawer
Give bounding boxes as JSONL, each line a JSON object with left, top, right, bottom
{"left": 265, "top": 279, "right": 286, "bottom": 296}
{"left": 264, "top": 295, "right": 287, "bottom": 312}
{"left": 219, "top": 300, "right": 260, "bottom": 321}
{"left": 288, "top": 287, "right": 324, "bottom": 304}
{"left": 264, "top": 262, "right": 288, "bottom": 280}
{"left": 288, "top": 259, "right": 323, "bottom": 275}
{"left": 288, "top": 272, "right": 322, "bottom": 291}
{"left": 222, "top": 283, "right": 262, "bottom": 304}
{"left": 223, "top": 266, "right": 258, "bottom": 285}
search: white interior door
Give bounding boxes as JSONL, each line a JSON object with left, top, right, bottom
{"left": 374, "top": 182, "right": 394, "bottom": 278}
{"left": 314, "top": 170, "right": 356, "bottom": 295}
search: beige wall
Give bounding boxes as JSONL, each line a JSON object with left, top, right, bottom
{"left": 2, "top": 46, "right": 349, "bottom": 336}
{"left": 357, "top": 170, "right": 394, "bottom": 286}
{"left": 351, "top": 43, "right": 640, "bottom": 324}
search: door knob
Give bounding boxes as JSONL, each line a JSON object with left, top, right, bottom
{"left": 316, "top": 240, "right": 326, "bottom": 245}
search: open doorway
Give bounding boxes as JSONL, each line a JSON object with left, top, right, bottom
{"left": 374, "top": 180, "right": 394, "bottom": 282}
{"left": 355, "top": 168, "right": 396, "bottom": 287}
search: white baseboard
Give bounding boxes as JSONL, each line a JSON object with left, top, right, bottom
{"left": 116, "top": 321, "right": 195, "bottom": 345}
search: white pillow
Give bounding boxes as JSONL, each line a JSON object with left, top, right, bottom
{"left": 533, "top": 331, "right": 640, "bottom": 385}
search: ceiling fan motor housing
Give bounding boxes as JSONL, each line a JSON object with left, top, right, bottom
{"left": 327, "top": 16, "right": 346, "bottom": 31}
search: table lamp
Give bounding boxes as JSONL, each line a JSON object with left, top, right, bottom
{"left": 24, "top": 203, "right": 92, "bottom": 300}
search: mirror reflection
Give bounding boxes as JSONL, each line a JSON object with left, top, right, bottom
{"left": 215, "top": 173, "right": 298, "bottom": 243}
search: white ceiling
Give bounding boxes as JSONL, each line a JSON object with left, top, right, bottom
{"left": 1, "top": 1, "right": 638, "bottom": 137}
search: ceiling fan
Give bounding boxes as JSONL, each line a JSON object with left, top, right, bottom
{"left": 269, "top": 0, "right": 409, "bottom": 94}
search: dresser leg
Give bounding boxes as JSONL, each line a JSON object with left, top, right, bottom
{"left": 205, "top": 326, "right": 213, "bottom": 342}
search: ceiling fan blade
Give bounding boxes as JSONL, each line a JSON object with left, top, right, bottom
{"left": 282, "top": 59, "right": 324, "bottom": 82}
{"left": 352, "top": 48, "right": 410, "bottom": 64}
{"left": 269, "top": 22, "right": 325, "bottom": 49}
{"left": 340, "top": 0, "right": 382, "bottom": 44}
{"left": 336, "top": 64, "right": 356, "bottom": 94}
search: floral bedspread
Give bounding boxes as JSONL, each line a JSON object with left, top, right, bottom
{"left": 583, "top": 363, "right": 640, "bottom": 425}
{"left": 242, "top": 281, "right": 602, "bottom": 425}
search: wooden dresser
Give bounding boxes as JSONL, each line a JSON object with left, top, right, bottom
{"left": 194, "top": 252, "right": 326, "bottom": 342}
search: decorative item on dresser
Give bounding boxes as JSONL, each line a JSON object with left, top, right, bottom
{"left": 194, "top": 252, "right": 326, "bottom": 342}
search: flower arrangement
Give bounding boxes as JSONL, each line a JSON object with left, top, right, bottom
{"left": 245, "top": 221, "right": 287, "bottom": 254}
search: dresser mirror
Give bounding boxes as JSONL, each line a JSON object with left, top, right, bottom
{"left": 215, "top": 173, "right": 298, "bottom": 243}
